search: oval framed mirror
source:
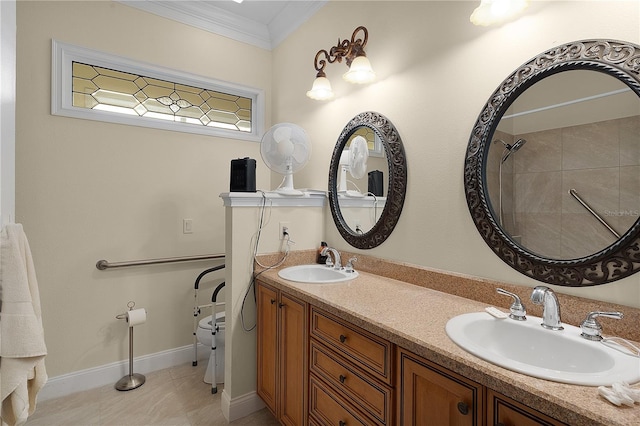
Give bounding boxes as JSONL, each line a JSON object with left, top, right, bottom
{"left": 329, "top": 111, "right": 407, "bottom": 249}
{"left": 465, "top": 39, "right": 640, "bottom": 286}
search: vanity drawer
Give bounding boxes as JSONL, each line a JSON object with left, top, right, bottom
{"left": 309, "top": 375, "right": 380, "bottom": 426}
{"left": 310, "top": 340, "right": 392, "bottom": 425}
{"left": 310, "top": 307, "right": 393, "bottom": 384}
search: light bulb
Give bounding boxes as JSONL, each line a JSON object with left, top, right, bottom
{"left": 306, "top": 76, "right": 334, "bottom": 100}
{"left": 490, "top": 0, "right": 510, "bottom": 18}
{"left": 470, "top": 0, "right": 528, "bottom": 26}
{"left": 343, "top": 56, "right": 375, "bottom": 84}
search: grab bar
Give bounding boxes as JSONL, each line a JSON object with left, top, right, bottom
{"left": 96, "top": 254, "right": 225, "bottom": 270}
{"left": 569, "top": 189, "right": 620, "bottom": 238}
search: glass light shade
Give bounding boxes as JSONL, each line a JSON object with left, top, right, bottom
{"left": 306, "top": 76, "right": 334, "bottom": 100}
{"left": 470, "top": 0, "right": 528, "bottom": 26}
{"left": 343, "top": 56, "right": 375, "bottom": 84}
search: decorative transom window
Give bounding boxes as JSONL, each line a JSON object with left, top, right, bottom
{"left": 52, "top": 40, "right": 264, "bottom": 141}
{"left": 348, "top": 126, "right": 383, "bottom": 157}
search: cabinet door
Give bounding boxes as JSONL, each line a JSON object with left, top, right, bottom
{"left": 397, "top": 348, "right": 483, "bottom": 426}
{"left": 256, "top": 282, "right": 278, "bottom": 415}
{"left": 487, "top": 389, "right": 567, "bottom": 426}
{"left": 279, "top": 292, "right": 308, "bottom": 426}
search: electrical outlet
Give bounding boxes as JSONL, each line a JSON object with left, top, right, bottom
{"left": 279, "top": 221, "right": 290, "bottom": 240}
{"left": 183, "top": 218, "right": 193, "bottom": 234}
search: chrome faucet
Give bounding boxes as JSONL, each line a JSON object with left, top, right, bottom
{"left": 530, "top": 286, "right": 563, "bottom": 330}
{"left": 580, "top": 311, "right": 623, "bottom": 341}
{"left": 321, "top": 247, "right": 342, "bottom": 269}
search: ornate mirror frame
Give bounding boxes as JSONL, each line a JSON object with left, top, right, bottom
{"left": 329, "top": 111, "right": 407, "bottom": 249}
{"left": 465, "top": 39, "right": 640, "bottom": 286}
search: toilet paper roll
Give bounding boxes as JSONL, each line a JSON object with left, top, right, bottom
{"left": 126, "top": 308, "right": 147, "bottom": 327}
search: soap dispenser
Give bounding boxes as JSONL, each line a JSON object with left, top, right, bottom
{"left": 317, "top": 241, "right": 328, "bottom": 264}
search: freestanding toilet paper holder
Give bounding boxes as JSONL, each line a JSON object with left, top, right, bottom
{"left": 115, "top": 301, "right": 146, "bottom": 391}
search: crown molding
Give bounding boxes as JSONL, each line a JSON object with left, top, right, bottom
{"left": 267, "top": 1, "right": 326, "bottom": 48}
{"left": 118, "top": 1, "right": 326, "bottom": 50}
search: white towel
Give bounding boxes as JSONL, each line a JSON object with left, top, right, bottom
{"left": 0, "top": 224, "right": 47, "bottom": 426}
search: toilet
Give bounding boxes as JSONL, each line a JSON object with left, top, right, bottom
{"left": 195, "top": 311, "right": 226, "bottom": 384}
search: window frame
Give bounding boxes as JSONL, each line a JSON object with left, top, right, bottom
{"left": 51, "top": 40, "right": 264, "bottom": 142}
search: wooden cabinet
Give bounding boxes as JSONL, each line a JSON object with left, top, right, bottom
{"left": 256, "top": 282, "right": 278, "bottom": 411}
{"left": 487, "top": 389, "right": 567, "bottom": 426}
{"left": 257, "top": 279, "right": 568, "bottom": 426}
{"left": 397, "top": 348, "right": 484, "bottom": 426}
{"left": 309, "top": 307, "right": 393, "bottom": 426}
{"left": 397, "top": 348, "right": 568, "bottom": 426}
{"left": 256, "top": 281, "right": 307, "bottom": 426}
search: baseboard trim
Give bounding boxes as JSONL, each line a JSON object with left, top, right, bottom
{"left": 221, "top": 389, "right": 266, "bottom": 422}
{"left": 38, "top": 343, "right": 209, "bottom": 402}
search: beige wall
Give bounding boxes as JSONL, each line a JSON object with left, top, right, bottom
{"left": 273, "top": 1, "right": 640, "bottom": 307}
{"left": 16, "top": 1, "right": 271, "bottom": 377}
{"left": 14, "top": 0, "right": 640, "bottom": 399}
{"left": 224, "top": 202, "right": 324, "bottom": 405}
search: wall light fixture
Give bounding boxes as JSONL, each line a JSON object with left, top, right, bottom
{"left": 306, "top": 26, "right": 375, "bottom": 101}
{"left": 470, "top": 0, "right": 528, "bottom": 26}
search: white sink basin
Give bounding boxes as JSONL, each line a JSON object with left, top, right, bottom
{"left": 278, "top": 264, "right": 358, "bottom": 283}
{"left": 446, "top": 312, "right": 640, "bottom": 386}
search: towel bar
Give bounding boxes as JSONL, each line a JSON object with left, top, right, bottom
{"left": 96, "top": 254, "right": 224, "bottom": 270}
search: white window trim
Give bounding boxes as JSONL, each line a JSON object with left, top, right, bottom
{"left": 1, "top": 0, "right": 16, "bottom": 226}
{"left": 51, "top": 40, "right": 264, "bottom": 142}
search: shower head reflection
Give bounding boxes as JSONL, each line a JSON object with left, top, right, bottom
{"left": 497, "top": 138, "right": 527, "bottom": 163}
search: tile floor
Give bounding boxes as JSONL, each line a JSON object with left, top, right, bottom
{"left": 26, "top": 362, "right": 279, "bottom": 426}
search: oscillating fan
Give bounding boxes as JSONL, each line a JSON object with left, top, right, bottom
{"left": 338, "top": 135, "right": 369, "bottom": 197}
{"left": 260, "top": 123, "right": 311, "bottom": 196}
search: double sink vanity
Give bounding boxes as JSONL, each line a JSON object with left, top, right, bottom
{"left": 253, "top": 38, "right": 640, "bottom": 426}
{"left": 255, "top": 250, "right": 640, "bottom": 426}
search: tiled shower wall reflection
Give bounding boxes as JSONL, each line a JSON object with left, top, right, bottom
{"left": 488, "top": 115, "right": 640, "bottom": 259}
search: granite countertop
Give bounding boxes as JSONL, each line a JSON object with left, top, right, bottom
{"left": 256, "top": 258, "right": 640, "bottom": 426}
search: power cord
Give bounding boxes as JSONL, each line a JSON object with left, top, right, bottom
{"left": 367, "top": 192, "right": 380, "bottom": 225}
{"left": 240, "top": 190, "right": 293, "bottom": 332}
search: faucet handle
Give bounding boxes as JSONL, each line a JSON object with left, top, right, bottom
{"left": 345, "top": 257, "right": 357, "bottom": 273}
{"left": 496, "top": 288, "right": 527, "bottom": 321}
{"left": 580, "top": 311, "right": 624, "bottom": 341}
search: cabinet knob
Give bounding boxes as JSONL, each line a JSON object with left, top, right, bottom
{"left": 278, "top": 302, "right": 285, "bottom": 308}
{"left": 270, "top": 299, "right": 275, "bottom": 304}
{"left": 339, "top": 334, "right": 347, "bottom": 343}
{"left": 457, "top": 401, "right": 469, "bottom": 415}
{"left": 339, "top": 374, "right": 346, "bottom": 383}
{"left": 339, "top": 421, "right": 347, "bottom": 426}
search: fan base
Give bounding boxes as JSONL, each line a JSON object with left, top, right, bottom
{"left": 276, "top": 188, "right": 305, "bottom": 196}
{"left": 339, "top": 190, "right": 365, "bottom": 198}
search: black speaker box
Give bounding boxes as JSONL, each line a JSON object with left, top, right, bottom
{"left": 368, "top": 170, "right": 384, "bottom": 197}
{"left": 230, "top": 157, "right": 256, "bottom": 192}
